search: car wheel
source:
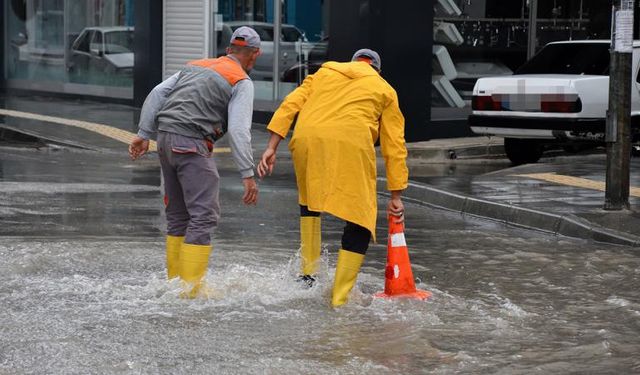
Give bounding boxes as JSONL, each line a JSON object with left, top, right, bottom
{"left": 504, "top": 138, "right": 543, "bottom": 165}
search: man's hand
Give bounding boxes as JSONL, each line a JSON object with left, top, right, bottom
{"left": 129, "top": 136, "right": 149, "bottom": 160}
{"left": 257, "top": 147, "right": 277, "bottom": 178}
{"left": 387, "top": 191, "right": 404, "bottom": 223}
{"left": 242, "top": 177, "right": 258, "bottom": 205}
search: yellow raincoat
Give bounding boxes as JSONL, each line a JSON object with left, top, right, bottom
{"left": 267, "top": 61, "right": 408, "bottom": 241}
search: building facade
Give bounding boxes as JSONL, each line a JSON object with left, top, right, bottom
{"left": 0, "top": 0, "right": 626, "bottom": 140}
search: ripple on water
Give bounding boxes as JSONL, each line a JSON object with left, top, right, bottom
{"left": 2, "top": 239, "right": 640, "bottom": 374}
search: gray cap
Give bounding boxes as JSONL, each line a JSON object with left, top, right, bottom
{"left": 351, "top": 48, "right": 381, "bottom": 71}
{"left": 230, "top": 26, "right": 261, "bottom": 49}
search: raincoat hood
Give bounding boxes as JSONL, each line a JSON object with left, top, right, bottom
{"left": 321, "top": 61, "right": 378, "bottom": 79}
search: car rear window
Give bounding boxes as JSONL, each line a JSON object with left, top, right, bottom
{"left": 515, "top": 43, "right": 610, "bottom": 76}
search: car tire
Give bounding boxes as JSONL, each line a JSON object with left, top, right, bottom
{"left": 504, "top": 138, "right": 543, "bottom": 165}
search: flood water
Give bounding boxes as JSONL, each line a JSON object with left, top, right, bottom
{"left": 1, "top": 147, "right": 640, "bottom": 374}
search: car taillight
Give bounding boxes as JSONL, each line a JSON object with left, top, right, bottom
{"left": 472, "top": 94, "right": 582, "bottom": 113}
{"left": 472, "top": 95, "right": 501, "bottom": 111}
{"left": 540, "top": 97, "right": 582, "bottom": 113}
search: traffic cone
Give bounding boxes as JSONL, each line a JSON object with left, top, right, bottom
{"left": 374, "top": 214, "right": 432, "bottom": 300}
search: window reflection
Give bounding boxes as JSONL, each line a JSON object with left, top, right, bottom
{"left": 215, "top": 0, "right": 326, "bottom": 101}
{"left": 5, "top": 0, "right": 134, "bottom": 90}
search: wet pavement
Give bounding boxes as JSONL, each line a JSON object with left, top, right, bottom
{"left": 406, "top": 151, "right": 640, "bottom": 246}
{"left": 1, "top": 94, "right": 640, "bottom": 373}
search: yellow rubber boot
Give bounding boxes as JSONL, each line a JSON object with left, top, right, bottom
{"left": 165, "top": 235, "right": 184, "bottom": 279}
{"left": 331, "top": 249, "right": 365, "bottom": 307}
{"left": 300, "top": 216, "right": 322, "bottom": 276}
{"left": 179, "top": 243, "right": 212, "bottom": 299}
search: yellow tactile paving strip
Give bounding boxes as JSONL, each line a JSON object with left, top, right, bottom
{"left": 515, "top": 172, "right": 640, "bottom": 197}
{"left": 0, "top": 109, "right": 231, "bottom": 154}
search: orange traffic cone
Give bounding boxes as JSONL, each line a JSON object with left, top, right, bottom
{"left": 374, "top": 214, "right": 432, "bottom": 300}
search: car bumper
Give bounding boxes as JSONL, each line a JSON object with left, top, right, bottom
{"left": 468, "top": 114, "right": 606, "bottom": 132}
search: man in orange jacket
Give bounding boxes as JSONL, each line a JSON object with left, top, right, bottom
{"left": 258, "top": 49, "right": 408, "bottom": 307}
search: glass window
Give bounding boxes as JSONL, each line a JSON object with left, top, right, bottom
{"left": 104, "top": 30, "right": 133, "bottom": 54}
{"left": 516, "top": 43, "right": 610, "bottom": 76}
{"left": 73, "top": 30, "right": 91, "bottom": 53}
{"left": 217, "top": 0, "right": 324, "bottom": 102}
{"left": 282, "top": 26, "right": 305, "bottom": 42}
{"left": 91, "top": 31, "right": 103, "bottom": 54}
{"left": 4, "top": 0, "right": 135, "bottom": 98}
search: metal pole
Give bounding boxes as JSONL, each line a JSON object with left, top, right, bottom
{"left": 605, "top": 0, "right": 634, "bottom": 210}
{"left": 272, "top": 0, "right": 281, "bottom": 100}
{"left": 211, "top": 0, "right": 218, "bottom": 58}
{"left": 527, "top": 0, "right": 538, "bottom": 59}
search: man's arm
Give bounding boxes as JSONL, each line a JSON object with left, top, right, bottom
{"left": 257, "top": 131, "right": 283, "bottom": 178}
{"left": 379, "top": 90, "right": 408, "bottom": 222}
{"left": 256, "top": 72, "right": 316, "bottom": 177}
{"left": 227, "top": 79, "right": 256, "bottom": 179}
{"left": 266, "top": 72, "right": 315, "bottom": 138}
{"left": 227, "top": 79, "right": 258, "bottom": 205}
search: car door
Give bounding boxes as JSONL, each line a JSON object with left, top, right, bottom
{"left": 279, "top": 26, "right": 305, "bottom": 73}
{"left": 89, "top": 30, "right": 106, "bottom": 73}
{"left": 70, "top": 29, "right": 92, "bottom": 72}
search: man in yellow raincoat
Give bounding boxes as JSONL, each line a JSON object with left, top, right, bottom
{"left": 257, "top": 49, "right": 408, "bottom": 307}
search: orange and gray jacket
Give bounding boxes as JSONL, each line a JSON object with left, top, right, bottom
{"left": 137, "top": 55, "right": 255, "bottom": 178}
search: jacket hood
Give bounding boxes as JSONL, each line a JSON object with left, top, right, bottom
{"left": 322, "top": 61, "right": 379, "bottom": 79}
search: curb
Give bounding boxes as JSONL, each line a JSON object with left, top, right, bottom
{"left": 406, "top": 144, "right": 505, "bottom": 161}
{"left": 378, "top": 178, "right": 640, "bottom": 247}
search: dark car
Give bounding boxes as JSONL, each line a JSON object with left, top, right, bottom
{"left": 282, "top": 37, "right": 328, "bottom": 84}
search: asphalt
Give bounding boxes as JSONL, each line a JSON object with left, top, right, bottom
{"left": 2, "top": 92, "right": 640, "bottom": 247}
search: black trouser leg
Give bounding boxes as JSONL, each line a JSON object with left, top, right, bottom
{"left": 300, "top": 205, "right": 321, "bottom": 217}
{"left": 341, "top": 221, "right": 371, "bottom": 255}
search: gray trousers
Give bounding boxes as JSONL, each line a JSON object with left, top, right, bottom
{"left": 157, "top": 131, "right": 220, "bottom": 245}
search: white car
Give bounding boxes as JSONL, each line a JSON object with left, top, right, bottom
{"left": 469, "top": 40, "right": 640, "bottom": 165}
{"left": 67, "top": 26, "right": 134, "bottom": 76}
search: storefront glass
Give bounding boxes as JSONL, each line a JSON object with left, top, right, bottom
{"left": 5, "top": 0, "right": 134, "bottom": 98}
{"left": 216, "top": 0, "right": 326, "bottom": 102}
{"left": 431, "top": 0, "right": 612, "bottom": 123}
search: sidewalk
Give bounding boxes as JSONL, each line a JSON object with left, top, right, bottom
{"left": 1, "top": 93, "right": 640, "bottom": 247}
{"left": 390, "top": 151, "right": 640, "bottom": 247}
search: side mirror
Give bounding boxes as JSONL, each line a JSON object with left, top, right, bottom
{"left": 91, "top": 48, "right": 103, "bottom": 57}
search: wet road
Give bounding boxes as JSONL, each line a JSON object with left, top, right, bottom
{"left": 1, "top": 146, "right": 640, "bottom": 374}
